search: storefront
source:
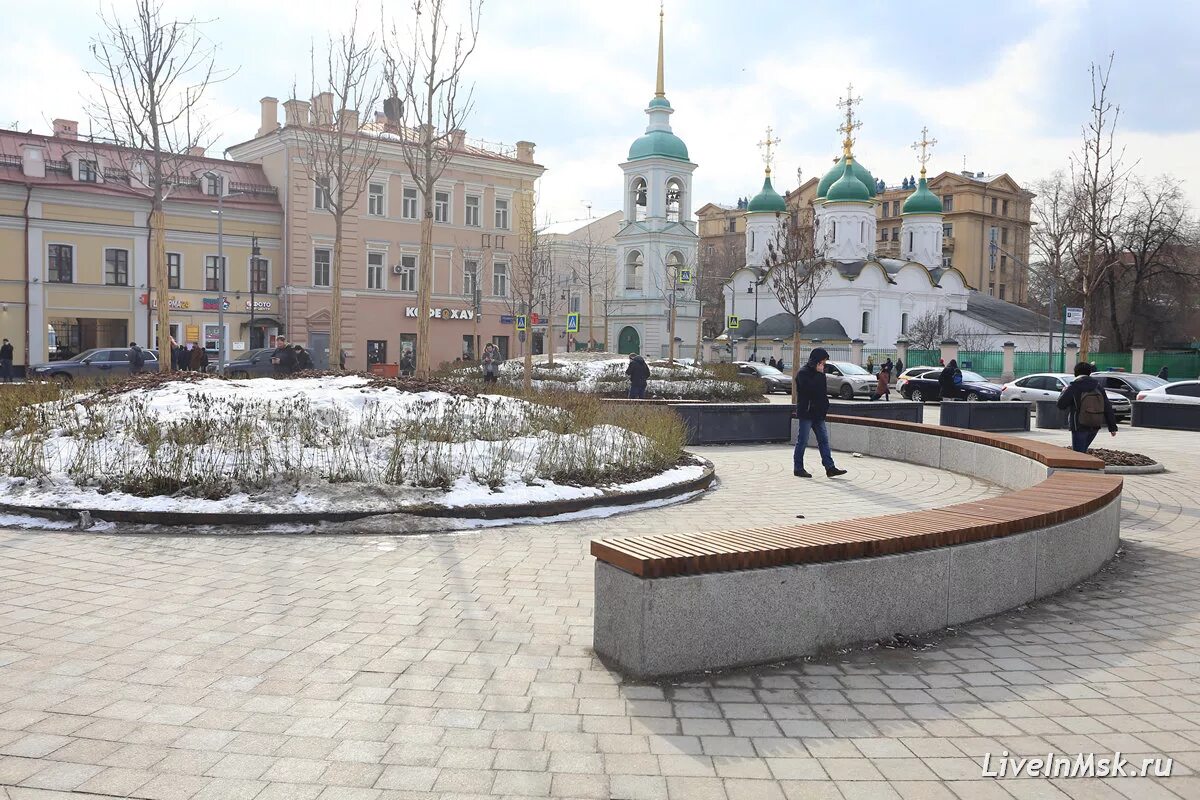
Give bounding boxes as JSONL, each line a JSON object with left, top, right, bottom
{"left": 145, "top": 291, "right": 282, "bottom": 363}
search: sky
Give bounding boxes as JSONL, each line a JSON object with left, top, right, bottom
{"left": 3, "top": 0, "right": 1199, "bottom": 225}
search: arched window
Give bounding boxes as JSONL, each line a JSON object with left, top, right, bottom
{"left": 749, "top": 230, "right": 755, "bottom": 252}
{"left": 901, "top": 312, "right": 909, "bottom": 334}
{"left": 908, "top": 231, "right": 914, "bottom": 251}
{"left": 625, "top": 250, "right": 643, "bottom": 291}
{"left": 666, "top": 178, "right": 684, "bottom": 222}
{"left": 861, "top": 311, "right": 871, "bottom": 335}
{"left": 667, "top": 251, "right": 686, "bottom": 291}
{"left": 831, "top": 220, "right": 837, "bottom": 243}
{"left": 860, "top": 220, "right": 865, "bottom": 242}
{"left": 630, "top": 178, "right": 648, "bottom": 223}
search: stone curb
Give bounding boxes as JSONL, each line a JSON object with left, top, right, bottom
{"left": 0, "top": 458, "right": 715, "bottom": 529}
{"left": 1104, "top": 462, "right": 1165, "bottom": 475}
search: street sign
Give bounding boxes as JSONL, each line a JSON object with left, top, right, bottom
{"left": 516, "top": 315, "right": 528, "bottom": 331}
{"left": 518, "top": 331, "right": 526, "bottom": 343}
{"left": 727, "top": 315, "right": 739, "bottom": 330}
{"left": 500, "top": 315, "right": 515, "bottom": 324}
{"left": 1065, "top": 307, "right": 1083, "bottom": 326}
{"left": 566, "top": 312, "right": 580, "bottom": 334}
{"left": 679, "top": 269, "right": 693, "bottom": 284}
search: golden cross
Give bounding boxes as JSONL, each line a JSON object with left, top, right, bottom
{"left": 836, "top": 82, "right": 862, "bottom": 157}
{"left": 757, "top": 125, "right": 781, "bottom": 176}
{"left": 912, "top": 126, "right": 937, "bottom": 178}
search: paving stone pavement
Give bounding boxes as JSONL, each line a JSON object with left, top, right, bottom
{"left": 1, "top": 408, "right": 1199, "bottom": 799}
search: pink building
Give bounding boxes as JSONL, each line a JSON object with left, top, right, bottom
{"left": 227, "top": 96, "right": 544, "bottom": 370}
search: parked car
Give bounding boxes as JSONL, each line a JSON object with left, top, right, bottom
{"left": 734, "top": 361, "right": 792, "bottom": 394}
{"left": 222, "top": 348, "right": 279, "bottom": 379}
{"left": 28, "top": 347, "right": 158, "bottom": 382}
{"left": 894, "top": 366, "right": 940, "bottom": 393}
{"left": 824, "top": 361, "right": 877, "bottom": 400}
{"left": 1001, "top": 373, "right": 1132, "bottom": 420}
{"left": 901, "top": 368, "right": 1003, "bottom": 402}
{"left": 1093, "top": 372, "right": 1166, "bottom": 401}
{"left": 1135, "top": 380, "right": 1200, "bottom": 405}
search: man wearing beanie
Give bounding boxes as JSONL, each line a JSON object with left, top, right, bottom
{"left": 793, "top": 347, "right": 847, "bottom": 478}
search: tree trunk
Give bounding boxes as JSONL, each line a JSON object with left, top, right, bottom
{"left": 151, "top": 205, "right": 170, "bottom": 372}
{"left": 695, "top": 293, "right": 704, "bottom": 364}
{"left": 587, "top": 289, "right": 595, "bottom": 350}
{"left": 547, "top": 317, "right": 555, "bottom": 366}
{"left": 416, "top": 207, "right": 434, "bottom": 376}
{"left": 331, "top": 213, "right": 344, "bottom": 370}
{"left": 667, "top": 302, "right": 677, "bottom": 364}
{"left": 791, "top": 326, "right": 803, "bottom": 374}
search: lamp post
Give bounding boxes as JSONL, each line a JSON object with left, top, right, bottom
{"left": 205, "top": 173, "right": 247, "bottom": 372}
{"left": 250, "top": 234, "right": 260, "bottom": 348}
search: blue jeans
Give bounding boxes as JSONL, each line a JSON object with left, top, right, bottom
{"left": 794, "top": 418, "right": 835, "bottom": 472}
{"left": 629, "top": 382, "right": 646, "bottom": 399}
{"left": 1071, "top": 428, "right": 1100, "bottom": 453}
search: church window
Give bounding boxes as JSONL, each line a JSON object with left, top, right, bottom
{"left": 749, "top": 231, "right": 755, "bottom": 251}
{"left": 625, "top": 251, "right": 643, "bottom": 291}
{"left": 631, "top": 178, "right": 648, "bottom": 222}
{"left": 666, "top": 178, "right": 684, "bottom": 223}
{"left": 908, "top": 231, "right": 914, "bottom": 251}
{"left": 901, "top": 313, "right": 909, "bottom": 334}
{"left": 860, "top": 221, "right": 865, "bottom": 242}
{"left": 861, "top": 311, "right": 871, "bottom": 335}
{"left": 831, "top": 220, "right": 837, "bottom": 243}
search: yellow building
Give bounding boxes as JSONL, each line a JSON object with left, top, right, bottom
{"left": 0, "top": 121, "right": 283, "bottom": 369}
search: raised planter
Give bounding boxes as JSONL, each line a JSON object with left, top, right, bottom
{"left": 940, "top": 400, "right": 1032, "bottom": 432}
{"left": 1132, "top": 401, "right": 1200, "bottom": 432}
{"left": 1035, "top": 400, "right": 1069, "bottom": 429}
{"left": 827, "top": 400, "right": 924, "bottom": 423}
{"left": 670, "top": 403, "right": 793, "bottom": 445}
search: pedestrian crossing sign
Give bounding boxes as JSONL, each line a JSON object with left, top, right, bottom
{"left": 516, "top": 315, "right": 528, "bottom": 332}
{"left": 566, "top": 312, "right": 580, "bottom": 334}
{"left": 679, "top": 269, "right": 693, "bottom": 284}
{"left": 727, "top": 315, "right": 739, "bottom": 329}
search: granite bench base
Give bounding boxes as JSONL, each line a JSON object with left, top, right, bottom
{"left": 594, "top": 495, "right": 1120, "bottom": 678}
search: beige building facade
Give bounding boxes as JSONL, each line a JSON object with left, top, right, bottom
{"left": 227, "top": 96, "right": 545, "bottom": 370}
{"left": 0, "top": 122, "right": 283, "bottom": 370}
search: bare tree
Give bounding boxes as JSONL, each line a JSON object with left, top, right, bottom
{"left": 506, "top": 189, "right": 541, "bottom": 389}
{"left": 573, "top": 222, "right": 608, "bottom": 350}
{"left": 698, "top": 240, "right": 744, "bottom": 339}
{"left": 650, "top": 250, "right": 697, "bottom": 364}
{"left": 764, "top": 209, "right": 829, "bottom": 368}
{"left": 1067, "top": 54, "right": 1135, "bottom": 357}
{"left": 293, "top": 10, "right": 383, "bottom": 369}
{"left": 88, "top": 0, "right": 229, "bottom": 371}
{"left": 382, "top": 0, "right": 482, "bottom": 376}
{"left": 905, "top": 311, "right": 943, "bottom": 351}
{"left": 946, "top": 325, "right": 994, "bottom": 352}
{"left": 1028, "top": 171, "right": 1080, "bottom": 308}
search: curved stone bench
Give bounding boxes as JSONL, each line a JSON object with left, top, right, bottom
{"left": 591, "top": 416, "right": 1123, "bottom": 678}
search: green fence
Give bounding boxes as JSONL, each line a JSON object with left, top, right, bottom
{"left": 1088, "top": 352, "right": 1133, "bottom": 372}
{"left": 1144, "top": 351, "right": 1200, "bottom": 380}
{"left": 957, "top": 350, "right": 1004, "bottom": 378}
{"left": 905, "top": 349, "right": 940, "bottom": 368}
{"left": 1014, "top": 351, "right": 1064, "bottom": 376}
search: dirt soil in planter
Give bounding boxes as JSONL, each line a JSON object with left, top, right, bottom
{"left": 1086, "top": 448, "right": 1157, "bottom": 467}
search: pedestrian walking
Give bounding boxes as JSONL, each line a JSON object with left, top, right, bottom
{"left": 876, "top": 362, "right": 891, "bottom": 401}
{"left": 481, "top": 343, "right": 501, "bottom": 384}
{"left": 894, "top": 357, "right": 904, "bottom": 377}
{"left": 339, "top": 348, "right": 348, "bottom": 371}
{"left": 1057, "top": 362, "right": 1118, "bottom": 453}
{"left": 625, "top": 353, "right": 650, "bottom": 399}
{"left": 270, "top": 338, "right": 296, "bottom": 375}
{"left": 1158, "top": 365, "right": 1169, "bottom": 380}
{"left": 128, "top": 342, "right": 146, "bottom": 374}
{"left": 866, "top": 355, "right": 874, "bottom": 374}
{"left": 768, "top": 356, "right": 778, "bottom": 369}
{"left": 399, "top": 351, "right": 415, "bottom": 376}
{"left": 0, "top": 338, "right": 13, "bottom": 382}
{"left": 939, "top": 359, "right": 962, "bottom": 400}
{"left": 793, "top": 347, "right": 848, "bottom": 479}
{"left": 293, "top": 345, "right": 313, "bottom": 371}
{"left": 189, "top": 344, "right": 209, "bottom": 372}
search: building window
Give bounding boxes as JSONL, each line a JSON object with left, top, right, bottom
{"left": 726, "top": 218, "right": 737, "bottom": 233}
{"left": 942, "top": 195, "right": 953, "bottom": 212}
{"left": 104, "top": 248, "right": 129, "bottom": 286}
{"left": 705, "top": 244, "right": 715, "bottom": 257}
{"left": 1001, "top": 227, "right": 1009, "bottom": 245}
{"left": 999, "top": 284, "right": 1006, "bottom": 300}
{"left": 1002, "top": 199, "right": 1010, "bottom": 216}
{"left": 901, "top": 312, "right": 909, "bottom": 334}
{"left": 569, "top": 294, "right": 581, "bottom": 313}
{"left": 665, "top": 178, "right": 684, "bottom": 223}
{"left": 434, "top": 190, "right": 450, "bottom": 223}
{"left": 861, "top": 311, "right": 871, "bottom": 335}
{"left": 203, "top": 174, "right": 222, "bottom": 196}
{"left": 464, "top": 259, "right": 478, "bottom": 298}
{"left": 366, "top": 340, "right": 387, "bottom": 365}
{"left": 907, "top": 231, "right": 914, "bottom": 252}
{"left": 465, "top": 195, "right": 481, "bottom": 227}
{"left": 462, "top": 334, "right": 475, "bottom": 360}
{"left": 250, "top": 256, "right": 269, "bottom": 294}
{"left": 860, "top": 221, "right": 865, "bottom": 242}
{"left": 313, "top": 248, "right": 331, "bottom": 287}
{"left": 749, "top": 230, "right": 755, "bottom": 251}
{"left": 943, "top": 223, "right": 953, "bottom": 238}
{"left": 991, "top": 197, "right": 998, "bottom": 215}
{"left": 880, "top": 227, "right": 888, "bottom": 241}
{"left": 492, "top": 262, "right": 508, "bottom": 297}
{"left": 402, "top": 187, "right": 418, "bottom": 219}
{"left": 48, "top": 244, "right": 73, "bottom": 283}
{"left": 167, "top": 252, "right": 182, "bottom": 289}
{"left": 495, "top": 197, "right": 510, "bottom": 230}
{"left": 989, "top": 282, "right": 995, "bottom": 296}
{"left": 367, "top": 251, "right": 385, "bottom": 290}
{"left": 1000, "top": 255, "right": 1008, "bottom": 271}
{"left": 891, "top": 226, "right": 899, "bottom": 241}
{"left": 625, "top": 251, "right": 643, "bottom": 291}
{"left": 315, "top": 176, "right": 331, "bottom": 210}
{"left": 368, "top": 182, "right": 386, "bottom": 216}
{"left": 205, "top": 255, "right": 225, "bottom": 291}
{"left": 492, "top": 335, "right": 509, "bottom": 360}
{"left": 78, "top": 160, "right": 99, "bottom": 183}
{"left": 399, "top": 255, "right": 417, "bottom": 292}
{"left": 942, "top": 256, "right": 952, "bottom": 267}
{"left": 831, "top": 220, "right": 837, "bottom": 243}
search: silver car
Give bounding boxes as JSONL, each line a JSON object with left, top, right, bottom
{"left": 824, "top": 361, "right": 877, "bottom": 400}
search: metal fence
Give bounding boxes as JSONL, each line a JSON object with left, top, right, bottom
{"left": 1144, "top": 351, "right": 1200, "bottom": 380}
{"left": 1088, "top": 352, "right": 1133, "bottom": 372}
{"left": 957, "top": 350, "right": 1004, "bottom": 378}
{"left": 906, "top": 349, "right": 940, "bottom": 368}
{"left": 1014, "top": 351, "right": 1064, "bottom": 376}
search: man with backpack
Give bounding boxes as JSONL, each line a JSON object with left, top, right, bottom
{"left": 128, "top": 342, "right": 146, "bottom": 374}
{"left": 1057, "top": 362, "right": 1118, "bottom": 453}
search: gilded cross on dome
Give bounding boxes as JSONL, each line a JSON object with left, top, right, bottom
{"left": 912, "top": 126, "right": 937, "bottom": 178}
{"left": 757, "top": 126, "right": 781, "bottom": 176}
{"left": 836, "top": 83, "right": 862, "bottom": 158}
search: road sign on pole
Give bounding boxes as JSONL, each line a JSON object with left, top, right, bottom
{"left": 566, "top": 313, "right": 580, "bottom": 334}
{"left": 727, "top": 315, "right": 740, "bottom": 330}
{"left": 516, "top": 315, "right": 528, "bottom": 332}
{"left": 1064, "top": 307, "right": 1083, "bottom": 326}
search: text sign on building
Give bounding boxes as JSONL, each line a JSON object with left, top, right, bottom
{"left": 566, "top": 313, "right": 580, "bottom": 334}
{"left": 202, "top": 297, "right": 231, "bottom": 311}
{"left": 500, "top": 315, "right": 515, "bottom": 325}
{"left": 727, "top": 315, "right": 739, "bottom": 330}
{"left": 403, "top": 307, "right": 475, "bottom": 320}
{"left": 1064, "top": 307, "right": 1083, "bottom": 326}
{"left": 246, "top": 300, "right": 272, "bottom": 312}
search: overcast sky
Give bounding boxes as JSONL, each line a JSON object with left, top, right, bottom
{"left": 3, "top": 0, "right": 1198, "bottom": 224}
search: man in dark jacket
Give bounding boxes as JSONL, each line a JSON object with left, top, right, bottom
{"left": 293, "top": 345, "right": 314, "bottom": 371}
{"left": 271, "top": 338, "right": 296, "bottom": 375}
{"left": 938, "top": 359, "right": 962, "bottom": 400}
{"left": 625, "top": 353, "right": 650, "bottom": 399}
{"left": 0, "top": 338, "right": 13, "bottom": 382}
{"left": 1057, "top": 362, "right": 1118, "bottom": 452}
{"left": 793, "top": 347, "right": 847, "bottom": 478}
{"left": 128, "top": 342, "right": 145, "bottom": 374}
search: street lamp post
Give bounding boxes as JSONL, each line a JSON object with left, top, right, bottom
{"left": 206, "top": 173, "right": 246, "bottom": 372}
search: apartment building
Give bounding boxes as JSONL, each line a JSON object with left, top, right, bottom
{"left": 0, "top": 121, "right": 283, "bottom": 369}
{"left": 227, "top": 95, "right": 545, "bottom": 369}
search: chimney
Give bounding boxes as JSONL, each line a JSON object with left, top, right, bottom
{"left": 383, "top": 96, "right": 403, "bottom": 127}
{"left": 338, "top": 109, "right": 359, "bottom": 133}
{"left": 188, "top": 146, "right": 206, "bottom": 158}
{"left": 52, "top": 119, "right": 78, "bottom": 140}
{"left": 20, "top": 144, "right": 45, "bottom": 178}
{"left": 313, "top": 92, "right": 334, "bottom": 127}
{"left": 283, "top": 99, "right": 310, "bottom": 127}
{"left": 375, "top": 111, "right": 386, "bottom": 124}
{"left": 449, "top": 129, "right": 466, "bottom": 150}
{"left": 516, "top": 141, "right": 536, "bottom": 163}
{"left": 258, "top": 97, "right": 279, "bottom": 137}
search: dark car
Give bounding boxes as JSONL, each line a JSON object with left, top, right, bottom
{"left": 734, "top": 361, "right": 792, "bottom": 394}
{"left": 901, "top": 368, "right": 1003, "bottom": 402}
{"left": 222, "top": 348, "right": 278, "bottom": 379}
{"left": 1094, "top": 372, "right": 1166, "bottom": 402}
{"left": 29, "top": 347, "right": 158, "bottom": 382}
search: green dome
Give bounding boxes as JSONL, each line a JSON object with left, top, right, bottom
{"left": 902, "top": 176, "right": 943, "bottom": 214}
{"left": 825, "top": 159, "right": 871, "bottom": 203}
{"left": 747, "top": 175, "right": 787, "bottom": 213}
{"left": 648, "top": 96, "right": 672, "bottom": 109}
{"left": 628, "top": 129, "right": 689, "bottom": 161}
{"left": 816, "top": 155, "right": 876, "bottom": 199}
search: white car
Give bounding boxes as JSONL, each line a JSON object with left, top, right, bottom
{"left": 895, "top": 366, "right": 939, "bottom": 393}
{"left": 1001, "top": 373, "right": 1132, "bottom": 420}
{"left": 1135, "top": 380, "right": 1200, "bottom": 405}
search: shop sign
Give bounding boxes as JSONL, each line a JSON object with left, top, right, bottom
{"left": 404, "top": 307, "right": 475, "bottom": 320}
{"left": 500, "top": 315, "right": 515, "bottom": 324}
{"left": 142, "top": 294, "right": 191, "bottom": 310}
{"left": 246, "top": 300, "right": 272, "bottom": 312}
{"left": 185, "top": 324, "right": 201, "bottom": 343}
{"left": 202, "top": 297, "right": 231, "bottom": 311}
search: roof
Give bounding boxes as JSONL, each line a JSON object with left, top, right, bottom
{"left": 902, "top": 176, "right": 943, "bottom": 214}
{"left": 825, "top": 159, "right": 873, "bottom": 203}
{"left": 817, "top": 155, "right": 877, "bottom": 200}
{"left": 747, "top": 175, "right": 787, "bottom": 213}
{"left": 538, "top": 211, "right": 622, "bottom": 242}
{"left": 723, "top": 314, "right": 849, "bottom": 340}
{"left": 958, "top": 290, "right": 1081, "bottom": 334}
{"left": 628, "top": 129, "right": 690, "bottom": 162}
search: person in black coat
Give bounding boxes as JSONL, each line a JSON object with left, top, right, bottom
{"left": 1057, "top": 361, "right": 1118, "bottom": 452}
{"left": 625, "top": 353, "right": 650, "bottom": 399}
{"left": 938, "top": 359, "right": 962, "bottom": 400}
{"left": 271, "top": 339, "right": 297, "bottom": 375}
{"left": 0, "top": 338, "right": 13, "bottom": 382}
{"left": 793, "top": 347, "right": 847, "bottom": 479}
{"left": 128, "top": 342, "right": 145, "bottom": 374}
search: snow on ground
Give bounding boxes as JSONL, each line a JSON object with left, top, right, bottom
{"left": 0, "top": 376, "right": 698, "bottom": 517}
